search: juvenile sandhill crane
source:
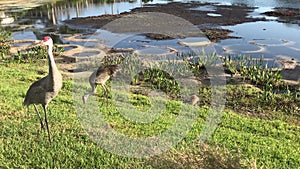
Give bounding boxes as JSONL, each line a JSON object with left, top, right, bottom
{"left": 191, "top": 94, "right": 199, "bottom": 106}
{"left": 82, "top": 64, "right": 119, "bottom": 104}
{"left": 23, "top": 36, "right": 62, "bottom": 143}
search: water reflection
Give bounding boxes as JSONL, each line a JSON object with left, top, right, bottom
{"left": 12, "top": 30, "right": 37, "bottom": 40}
{"left": 218, "top": 21, "right": 300, "bottom": 60}
{"left": 198, "top": 0, "right": 300, "bottom": 8}
{"left": 4, "top": 0, "right": 146, "bottom": 26}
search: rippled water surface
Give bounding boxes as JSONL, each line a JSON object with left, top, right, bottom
{"left": 1, "top": 0, "right": 300, "bottom": 61}
{"left": 217, "top": 21, "right": 300, "bottom": 60}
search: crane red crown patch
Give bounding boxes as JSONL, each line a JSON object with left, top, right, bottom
{"left": 43, "top": 36, "right": 51, "bottom": 42}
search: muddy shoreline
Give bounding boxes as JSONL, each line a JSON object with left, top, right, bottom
{"left": 63, "top": 2, "right": 300, "bottom": 42}
{"left": 64, "top": 2, "right": 266, "bottom": 41}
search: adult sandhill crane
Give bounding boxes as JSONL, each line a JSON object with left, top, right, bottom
{"left": 82, "top": 64, "right": 119, "bottom": 104}
{"left": 23, "top": 36, "right": 62, "bottom": 143}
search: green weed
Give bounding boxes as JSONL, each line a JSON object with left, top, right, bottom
{"left": 5, "top": 44, "right": 63, "bottom": 63}
{"left": 0, "top": 27, "right": 12, "bottom": 59}
{"left": 133, "top": 68, "right": 181, "bottom": 99}
{"left": 224, "top": 55, "right": 283, "bottom": 101}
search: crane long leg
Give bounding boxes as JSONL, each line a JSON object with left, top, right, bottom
{"left": 43, "top": 105, "right": 51, "bottom": 144}
{"left": 101, "top": 84, "right": 108, "bottom": 98}
{"left": 101, "top": 84, "right": 109, "bottom": 105}
{"left": 83, "top": 83, "right": 97, "bottom": 104}
{"left": 33, "top": 104, "right": 45, "bottom": 130}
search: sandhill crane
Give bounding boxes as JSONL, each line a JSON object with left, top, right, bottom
{"left": 23, "top": 36, "right": 62, "bottom": 143}
{"left": 83, "top": 64, "right": 119, "bottom": 104}
{"left": 191, "top": 94, "right": 199, "bottom": 106}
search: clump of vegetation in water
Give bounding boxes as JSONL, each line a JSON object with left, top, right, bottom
{"left": 222, "top": 55, "right": 299, "bottom": 120}
{"left": 224, "top": 55, "right": 283, "bottom": 101}
{"left": 226, "top": 56, "right": 282, "bottom": 87}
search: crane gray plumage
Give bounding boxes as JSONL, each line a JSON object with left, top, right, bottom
{"left": 23, "top": 36, "right": 62, "bottom": 143}
{"left": 83, "top": 64, "right": 119, "bottom": 104}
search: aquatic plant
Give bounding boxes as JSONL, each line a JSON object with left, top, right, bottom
{"left": 133, "top": 68, "right": 181, "bottom": 99}
{"left": 102, "top": 54, "right": 125, "bottom": 65}
{"left": 182, "top": 52, "right": 221, "bottom": 78}
{"left": 224, "top": 55, "right": 283, "bottom": 101}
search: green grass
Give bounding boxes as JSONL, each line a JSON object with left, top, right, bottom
{"left": 0, "top": 27, "right": 11, "bottom": 59}
{"left": 1, "top": 60, "right": 300, "bottom": 168}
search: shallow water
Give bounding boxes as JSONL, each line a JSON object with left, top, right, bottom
{"left": 1, "top": 0, "right": 300, "bottom": 61}
{"left": 218, "top": 21, "right": 300, "bottom": 60}
{"left": 89, "top": 29, "right": 215, "bottom": 59}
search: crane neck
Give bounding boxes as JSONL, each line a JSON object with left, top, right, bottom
{"left": 47, "top": 44, "right": 59, "bottom": 76}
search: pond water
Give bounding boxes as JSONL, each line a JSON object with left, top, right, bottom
{"left": 197, "top": 0, "right": 300, "bottom": 8}
{"left": 1, "top": 0, "right": 300, "bottom": 61}
{"left": 217, "top": 21, "right": 300, "bottom": 60}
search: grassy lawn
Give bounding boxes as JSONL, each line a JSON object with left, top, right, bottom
{"left": 0, "top": 57, "right": 299, "bottom": 168}
{"left": 1, "top": 26, "right": 299, "bottom": 168}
